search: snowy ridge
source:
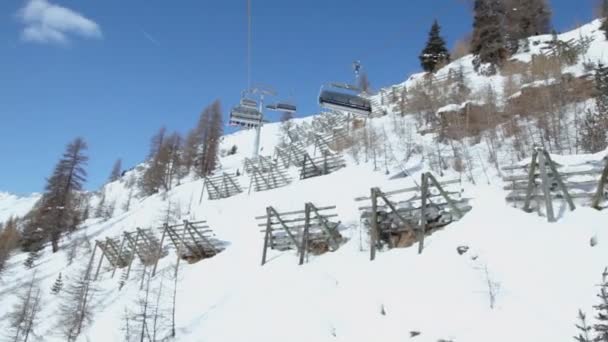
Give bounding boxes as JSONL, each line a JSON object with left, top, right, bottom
{"left": 0, "top": 192, "right": 40, "bottom": 223}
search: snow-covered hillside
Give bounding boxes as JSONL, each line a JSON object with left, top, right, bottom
{"left": 1, "top": 20, "right": 608, "bottom": 342}
{"left": 0, "top": 192, "right": 40, "bottom": 223}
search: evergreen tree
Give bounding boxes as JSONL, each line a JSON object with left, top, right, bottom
{"left": 51, "top": 272, "right": 64, "bottom": 294}
{"left": 471, "top": 0, "right": 508, "bottom": 73}
{"left": 108, "top": 158, "right": 122, "bottom": 183}
{"left": 23, "top": 251, "right": 39, "bottom": 269}
{"left": 8, "top": 272, "right": 42, "bottom": 342}
{"left": 574, "top": 310, "right": 593, "bottom": 342}
{"left": 39, "top": 138, "right": 89, "bottom": 253}
{"left": 419, "top": 20, "right": 450, "bottom": 73}
{"left": 58, "top": 264, "right": 97, "bottom": 341}
{"left": 594, "top": 268, "right": 608, "bottom": 341}
{"left": 596, "top": 62, "right": 608, "bottom": 117}
{"left": 582, "top": 63, "right": 608, "bottom": 152}
{"left": 504, "top": 0, "right": 552, "bottom": 53}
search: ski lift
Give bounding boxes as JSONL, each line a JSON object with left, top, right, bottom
{"left": 318, "top": 83, "right": 372, "bottom": 116}
{"left": 266, "top": 102, "right": 297, "bottom": 113}
{"left": 229, "top": 97, "right": 263, "bottom": 128}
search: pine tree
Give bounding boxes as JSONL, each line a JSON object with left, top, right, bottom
{"left": 51, "top": 272, "right": 64, "bottom": 294}
{"left": 582, "top": 63, "right": 608, "bottom": 152}
{"left": 574, "top": 310, "right": 593, "bottom": 342}
{"left": 8, "top": 272, "right": 42, "bottom": 342}
{"left": 108, "top": 158, "right": 122, "bottom": 183}
{"left": 419, "top": 20, "right": 450, "bottom": 73}
{"left": 39, "top": 138, "right": 89, "bottom": 253}
{"left": 58, "top": 264, "right": 97, "bottom": 341}
{"left": 592, "top": 268, "right": 608, "bottom": 341}
{"left": 471, "top": 0, "right": 508, "bottom": 73}
{"left": 23, "top": 251, "right": 39, "bottom": 269}
{"left": 504, "top": 0, "right": 552, "bottom": 53}
{"left": 596, "top": 62, "right": 608, "bottom": 118}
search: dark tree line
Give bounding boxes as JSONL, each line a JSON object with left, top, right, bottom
{"left": 471, "top": 0, "right": 551, "bottom": 72}
{"left": 140, "top": 100, "right": 224, "bottom": 196}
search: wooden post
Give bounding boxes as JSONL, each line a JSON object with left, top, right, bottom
{"left": 94, "top": 244, "right": 106, "bottom": 280}
{"left": 86, "top": 242, "right": 98, "bottom": 281}
{"left": 299, "top": 203, "right": 311, "bottom": 265}
{"left": 152, "top": 224, "right": 168, "bottom": 276}
{"left": 323, "top": 151, "right": 329, "bottom": 175}
{"left": 523, "top": 150, "right": 539, "bottom": 213}
{"left": 592, "top": 158, "right": 608, "bottom": 210}
{"left": 370, "top": 187, "right": 379, "bottom": 261}
{"left": 112, "top": 237, "right": 127, "bottom": 278}
{"left": 261, "top": 207, "right": 273, "bottom": 266}
{"left": 538, "top": 151, "right": 556, "bottom": 222}
{"left": 418, "top": 173, "right": 428, "bottom": 254}
{"left": 427, "top": 173, "right": 464, "bottom": 219}
{"left": 543, "top": 151, "right": 575, "bottom": 211}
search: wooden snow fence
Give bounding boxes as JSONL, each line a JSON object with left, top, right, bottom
{"left": 256, "top": 203, "right": 344, "bottom": 266}
{"left": 503, "top": 148, "right": 608, "bottom": 222}
{"left": 91, "top": 220, "right": 225, "bottom": 281}
{"left": 91, "top": 228, "right": 163, "bottom": 280}
{"left": 275, "top": 143, "right": 307, "bottom": 168}
{"left": 92, "top": 237, "right": 134, "bottom": 280}
{"left": 300, "top": 151, "right": 346, "bottom": 180}
{"left": 157, "top": 220, "right": 225, "bottom": 270}
{"left": 355, "top": 172, "right": 471, "bottom": 261}
{"left": 203, "top": 172, "right": 243, "bottom": 200}
{"left": 244, "top": 156, "right": 293, "bottom": 193}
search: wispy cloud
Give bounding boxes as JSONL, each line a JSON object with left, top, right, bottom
{"left": 17, "top": 0, "right": 102, "bottom": 45}
{"left": 140, "top": 28, "right": 160, "bottom": 46}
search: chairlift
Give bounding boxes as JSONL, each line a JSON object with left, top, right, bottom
{"left": 266, "top": 102, "right": 297, "bottom": 113}
{"left": 318, "top": 83, "right": 372, "bottom": 116}
{"left": 229, "top": 97, "right": 263, "bottom": 128}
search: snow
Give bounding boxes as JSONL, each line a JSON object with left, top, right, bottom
{"left": 0, "top": 192, "right": 40, "bottom": 223}
{"left": 1, "top": 18, "right": 608, "bottom": 342}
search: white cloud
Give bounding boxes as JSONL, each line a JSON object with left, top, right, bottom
{"left": 17, "top": 0, "right": 102, "bottom": 45}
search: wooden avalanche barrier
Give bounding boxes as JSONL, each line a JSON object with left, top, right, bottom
{"left": 244, "top": 156, "right": 293, "bottom": 192}
{"left": 355, "top": 172, "right": 471, "bottom": 260}
{"left": 256, "top": 203, "right": 344, "bottom": 266}
{"left": 300, "top": 151, "right": 346, "bottom": 180}
{"left": 90, "top": 220, "right": 225, "bottom": 281}
{"left": 203, "top": 173, "right": 243, "bottom": 200}
{"left": 503, "top": 147, "right": 607, "bottom": 221}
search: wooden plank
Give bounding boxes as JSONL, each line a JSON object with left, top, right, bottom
{"left": 370, "top": 188, "right": 379, "bottom": 261}
{"left": 592, "top": 159, "right": 608, "bottom": 209}
{"left": 538, "top": 152, "right": 555, "bottom": 222}
{"left": 543, "top": 151, "right": 575, "bottom": 211}
{"left": 255, "top": 206, "right": 337, "bottom": 220}
{"left": 354, "top": 179, "right": 461, "bottom": 202}
{"left": 418, "top": 173, "right": 428, "bottom": 254}
{"left": 256, "top": 214, "right": 339, "bottom": 227}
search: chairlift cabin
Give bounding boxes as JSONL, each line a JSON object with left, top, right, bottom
{"left": 318, "top": 83, "right": 372, "bottom": 116}
{"left": 229, "top": 98, "right": 263, "bottom": 128}
{"left": 267, "top": 102, "right": 297, "bottom": 113}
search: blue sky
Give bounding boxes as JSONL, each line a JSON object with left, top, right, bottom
{"left": 0, "top": 0, "right": 598, "bottom": 194}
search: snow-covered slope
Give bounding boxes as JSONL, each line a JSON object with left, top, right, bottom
{"left": 0, "top": 192, "right": 40, "bottom": 223}
{"left": 1, "top": 19, "right": 608, "bottom": 342}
